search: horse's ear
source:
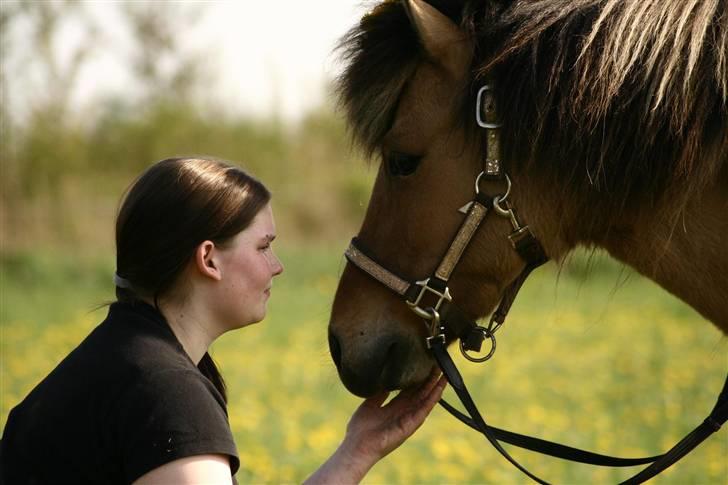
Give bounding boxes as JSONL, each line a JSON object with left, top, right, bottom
{"left": 405, "top": 0, "right": 471, "bottom": 78}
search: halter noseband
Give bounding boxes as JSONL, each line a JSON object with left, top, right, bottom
{"left": 344, "top": 82, "right": 548, "bottom": 362}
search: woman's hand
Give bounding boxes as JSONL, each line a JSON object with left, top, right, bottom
{"left": 344, "top": 371, "right": 447, "bottom": 463}
{"left": 304, "top": 372, "right": 447, "bottom": 485}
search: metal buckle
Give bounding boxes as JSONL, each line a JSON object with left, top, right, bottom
{"left": 423, "top": 308, "right": 446, "bottom": 349}
{"left": 508, "top": 226, "right": 535, "bottom": 249}
{"left": 475, "top": 85, "right": 503, "bottom": 129}
{"left": 460, "top": 327, "right": 497, "bottom": 362}
{"left": 426, "top": 333, "right": 447, "bottom": 349}
{"left": 492, "top": 175, "right": 527, "bottom": 236}
{"left": 407, "top": 278, "right": 452, "bottom": 320}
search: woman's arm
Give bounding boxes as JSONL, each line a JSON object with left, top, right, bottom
{"left": 132, "top": 454, "right": 233, "bottom": 485}
{"left": 304, "top": 373, "right": 447, "bottom": 485}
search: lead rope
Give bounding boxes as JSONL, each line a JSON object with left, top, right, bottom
{"left": 432, "top": 326, "right": 728, "bottom": 484}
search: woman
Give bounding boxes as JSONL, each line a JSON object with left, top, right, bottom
{"left": 0, "top": 157, "right": 446, "bottom": 484}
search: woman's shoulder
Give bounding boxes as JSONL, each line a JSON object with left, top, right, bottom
{"left": 90, "top": 301, "right": 193, "bottom": 370}
{"left": 101, "top": 302, "right": 225, "bottom": 404}
{"left": 10, "top": 301, "right": 196, "bottom": 411}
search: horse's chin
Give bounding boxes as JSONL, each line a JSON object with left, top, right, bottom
{"left": 390, "top": 359, "right": 436, "bottom": 391}
{"left": 393, "top": 364, "right": 438, "bottom": 392}
{"left": 336, "top": 345, "right": 436, "bottom": 398}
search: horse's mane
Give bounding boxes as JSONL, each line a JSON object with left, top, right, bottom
{"left": 337, "top": 0, "right": 728, "bottom": 218}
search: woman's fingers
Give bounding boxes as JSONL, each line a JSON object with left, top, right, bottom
{"left": 344, "top": 372, "right": 448, "bottom": 461}
{"left": 418, "top": 369, "right": 443, "bottom": 399}
{"left": 418, "top": 375, "right": 447, "bottom": 415}
{"left": 390, "top": 372, "right": 447, "bottom": 420}
{"left": 396, "top": 375, "right": 447, "bottom": 436}
{"left": 363, "top": 391, "right": 390, "bottom": 409}
{"left": 387, "top": 368, "right": 443, "bottom": 409}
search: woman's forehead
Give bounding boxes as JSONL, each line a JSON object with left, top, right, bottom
{"left": 240, "top": 204, "right": 276, "bottom": 240}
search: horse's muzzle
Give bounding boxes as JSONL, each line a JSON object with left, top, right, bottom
{"left": 328, "top": 326, "right": 427, "bottom": 397}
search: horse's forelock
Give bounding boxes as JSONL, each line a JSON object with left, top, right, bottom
{"left": 336, "top": 1, "right": 423, "bottom": 157}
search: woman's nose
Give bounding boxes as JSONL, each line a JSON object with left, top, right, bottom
{"left": 272, "top": 251, "right": 284, "bottom": 276}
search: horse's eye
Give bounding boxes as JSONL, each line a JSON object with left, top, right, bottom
{"left": 386, "top": 152, "right": 422, "bottom": 177}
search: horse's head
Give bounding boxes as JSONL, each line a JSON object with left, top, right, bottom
{"left": 328, "top": 0, "right": 549, "bottom": 397}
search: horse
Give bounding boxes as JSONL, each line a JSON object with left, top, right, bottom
{"left": 327, "top": 0, "right": 728, "bottom": 399}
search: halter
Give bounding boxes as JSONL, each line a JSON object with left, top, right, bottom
{"left": 346, "top": 83, "right": 548, "bottom": 361}
{"left": 342, "top": 82, "right": 727, "bottom": 484}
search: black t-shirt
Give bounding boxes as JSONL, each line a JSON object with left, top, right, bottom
{"left": 1, "top": 301, "right": 240, "bottom": 484}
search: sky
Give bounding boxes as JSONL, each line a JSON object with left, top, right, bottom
{"left": 3, "top": 1, "right": 371, "bottom": 124}
{"left": 187, "top": 1, "right": 369, "bottom": 121}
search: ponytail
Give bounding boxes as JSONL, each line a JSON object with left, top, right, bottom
{"left": 198, "top": 352, "right": 228, "bottom": 403}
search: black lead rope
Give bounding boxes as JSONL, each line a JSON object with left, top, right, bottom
{"left": 430, "top": 338, "right": 728, "bottom": 484}
{"left": 437, "top": 400, "right": 660, "bottom": 467}
{"left": 431, "top": 340, "right": 551, "bottom": 485}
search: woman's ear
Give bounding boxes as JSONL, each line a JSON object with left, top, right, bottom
{"left": 194, "top": 241, "right": 223, "bottom": 281}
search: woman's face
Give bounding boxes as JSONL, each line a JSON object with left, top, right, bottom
{"left": 214, "top": 203, "right": 284, "bottom": 329}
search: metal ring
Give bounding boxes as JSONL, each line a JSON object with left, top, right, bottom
{"left": 492, "top": 175, "right": 513, "bottom": 215}
{"left": 459, "top": 328, "right": 497, "bottom": 363}
{"left": 496, "top": 173, "right": 512, "bottom": 202}
{"left": 492, "top": 194, "right": 510, "bottom": 217}
{"left": 474, "top": 171, "right": 485, "bottom": 195}
{"left": 476, "top": 172, "right": 512, "bottom": 201}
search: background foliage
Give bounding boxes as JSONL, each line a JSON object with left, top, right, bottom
{"left": 1, "top": 2, "right": 726, "bottom": 484}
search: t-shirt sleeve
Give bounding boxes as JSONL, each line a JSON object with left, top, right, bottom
{"left": 114, "top": 369, "right": 240, "bottom": 483}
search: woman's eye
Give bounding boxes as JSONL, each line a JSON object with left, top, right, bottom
{"left": 386, "top": 152, "right": 421, "bottom": 177}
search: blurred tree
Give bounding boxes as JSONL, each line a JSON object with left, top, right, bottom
{"left": 0, "top": 1, "right": 370, "bottom": 250}
{"left": 1, "top": 2, "right": 17, "bottom": 187}
{"left": 2, "top": 1, "right": 98, "bottom": 198}
{"left": 87, "top": 2, "right": 212, "bottom": 174}
{"left": 1, "top": 1, "right": 210, "bottom": 248}
{"left": 20, "top": 1, "right": 98, "bottom": 121}
{"left": 1, "top": 3, "right": 15, "bottom": 246}
{"left": 120, "top": 2, "right": 206, "bottom": 103}
{"left": 1, "top": 1, "right": 100, "bottom": 249}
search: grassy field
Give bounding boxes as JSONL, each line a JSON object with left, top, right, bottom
{"left": 1, "top": 245, "right": 726, "bottom": 484}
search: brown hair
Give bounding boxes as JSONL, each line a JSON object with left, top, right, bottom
{"left": 115, "top": 157, "right": 271, "bottom": 401}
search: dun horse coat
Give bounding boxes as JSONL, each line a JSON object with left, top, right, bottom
{"left": 328, "top": 0, "right": 728, "bottom": 398}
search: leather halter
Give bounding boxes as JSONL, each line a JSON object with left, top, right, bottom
{"left": 345, "top": 83, "right": 548, "bottom": 361}
{"left": 341, "top": 82, "right": 727, "bottom": 484}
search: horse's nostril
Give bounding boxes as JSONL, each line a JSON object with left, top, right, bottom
{"left": 328, "top": 330, "right": 342, "bottom": 369}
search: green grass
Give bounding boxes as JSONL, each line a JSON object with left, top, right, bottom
{"left": 1, "top": 245, "right": 726, "bottom": 484}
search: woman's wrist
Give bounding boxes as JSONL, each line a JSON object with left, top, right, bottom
{"left": 303, "top": 437, "right": 376, "bottom": 485}
{"left": 334, "top": 436, "right": 377, "bottom": 482}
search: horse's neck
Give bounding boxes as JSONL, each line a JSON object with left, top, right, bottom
{"left": 597, "top": 180, "right": 728, "bottom": 333}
